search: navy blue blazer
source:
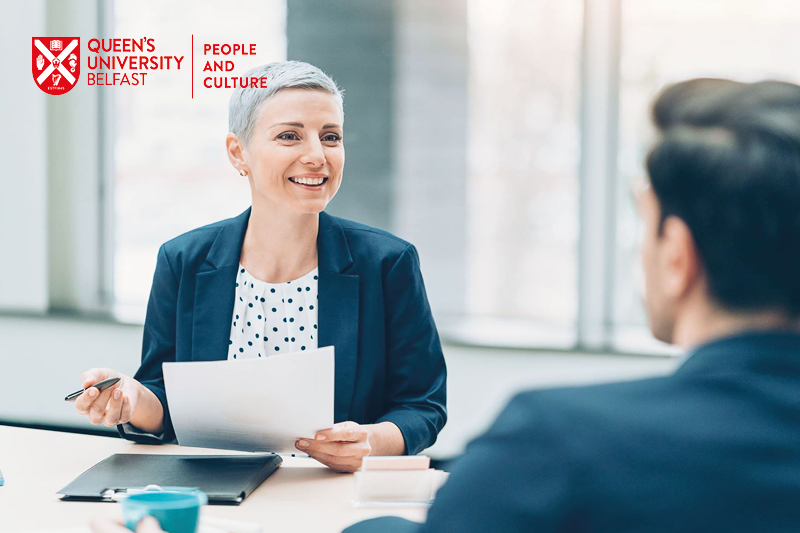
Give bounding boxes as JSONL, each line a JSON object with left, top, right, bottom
{"left": 346, "top": 331, "right": 800, "bottom": 533}
{"left": 120, "top": 208, "right": 447, "bottom": 455}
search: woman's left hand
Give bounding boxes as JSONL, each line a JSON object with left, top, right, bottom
{"left": 296, "top": 421, "right": 372, "bottom": 472}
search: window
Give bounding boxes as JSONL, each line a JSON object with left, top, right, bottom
{"left": 113, "top": 0, "right": 286, "bottom": 320}
{"left": 464, "top": 0, "right": 582, "bottom": 344}
{"left": 614, "top": 0, "right": 800, "bottom": 339}
{"left": 106, "top": 0, "right": 800, "bottom": 353}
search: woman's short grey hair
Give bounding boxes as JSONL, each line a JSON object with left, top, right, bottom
{"left": 228, "top": 61, "right": 344, "bottom": 145}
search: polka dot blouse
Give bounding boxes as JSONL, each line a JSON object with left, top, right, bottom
{"left": 228, "top": 263, "right": 319, "bottom": 359}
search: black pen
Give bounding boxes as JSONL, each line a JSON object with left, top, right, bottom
{"left": 64, "top": 377, "right": 121, "bottom": 402}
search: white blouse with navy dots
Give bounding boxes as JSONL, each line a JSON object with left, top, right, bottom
{"left": 228, "top": 263, "right": 319, "bottom": 359}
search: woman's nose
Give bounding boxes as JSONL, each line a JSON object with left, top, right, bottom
{"left": 300, "top": 138, "right": 326, "bottom": 166}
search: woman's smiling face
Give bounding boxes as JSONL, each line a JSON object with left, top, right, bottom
{"left": 240, "top": 88, "right": 345, "bottom": 214}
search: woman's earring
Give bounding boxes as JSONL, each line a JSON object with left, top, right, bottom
{"left": 239, "top": 170, "right": 247, "bottom": 177}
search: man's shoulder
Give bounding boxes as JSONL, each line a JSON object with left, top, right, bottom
{"left": 423, "top": 376, "right": 683, "bottom": 533}
{"left": 519, "top": 373, "right": 679, "bottom": 410}
{"left": 479, "top": 374, "right": 686, "bottom": 462}
{"left": 495, "top": 375, "right": 677, "bottom": 432}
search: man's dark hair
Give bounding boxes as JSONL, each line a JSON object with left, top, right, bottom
{"left": 646, "top": 78, "right": 800, "bottom": 316}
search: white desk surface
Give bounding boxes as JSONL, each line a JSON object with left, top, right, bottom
{"left": 0, "top": 425, "right": 426, "bottom": 532}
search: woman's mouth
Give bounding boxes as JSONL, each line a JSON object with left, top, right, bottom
{"left": 288, "top": 176, "right": 329, "bottom": 190}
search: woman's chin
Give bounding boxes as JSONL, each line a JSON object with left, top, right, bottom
{"left": 290, "top": 198, "right": 331, "bottom": 215}
{"left": 252, "top": 190, "right": 334, "bottom": 215}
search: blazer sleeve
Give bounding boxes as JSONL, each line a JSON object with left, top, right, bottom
{"left": 346, "top": 392, "right": 575, "bottom": 533}
{"left": 117, "top": 244, "right": 179, "bottom": 444}
{"left": 420, "top": 392, "right": 573, "bottom": 533}
{"left": 377, "top": 244, "right": 447, "bottom": 455}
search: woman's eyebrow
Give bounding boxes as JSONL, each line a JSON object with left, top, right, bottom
{"left": 269, "top": 122, "right": 342, "bottom": 129}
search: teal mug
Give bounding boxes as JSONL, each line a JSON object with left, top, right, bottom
{"left": 122, "top": 486, "right": 207, "bottom": 533}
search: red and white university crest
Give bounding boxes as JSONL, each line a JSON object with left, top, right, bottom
{"left": 32, "top": 37, "right": 80, "bottom": 95}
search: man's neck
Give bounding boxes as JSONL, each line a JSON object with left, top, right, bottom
{"left": 672, "top": 304, "right": 800, "bottom": 350}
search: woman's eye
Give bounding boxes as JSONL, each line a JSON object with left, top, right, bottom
{"left": 322, "top": 133, "right": 341, "bottom": 142}
{"left": 277, "top": 132, "right": 299, "bottom": 141}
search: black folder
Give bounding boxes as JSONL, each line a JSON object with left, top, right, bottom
{"left": 57, "top": 453, "right": 282, "bottom": 505}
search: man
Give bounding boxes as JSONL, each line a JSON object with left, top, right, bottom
{"left": 345, "top": 78, "right": 800, "bottom": 532}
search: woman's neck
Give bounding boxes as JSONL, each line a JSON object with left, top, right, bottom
{"left": 240, "top": 199, "right": 320, "bottom": 283}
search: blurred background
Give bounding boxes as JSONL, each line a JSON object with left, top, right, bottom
{"left": 1, "top": 0, "right": 799, "bottom": 457}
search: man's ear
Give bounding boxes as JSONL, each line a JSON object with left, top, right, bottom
{"left": 660, "top": 215, "right": 701, "bottom": 300}
{"left": 226, "top": 133, "right": 249, "bottom": 174}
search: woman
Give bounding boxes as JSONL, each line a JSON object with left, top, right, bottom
{"left": 75, "top": 61, "right": 447, "bottom": 472}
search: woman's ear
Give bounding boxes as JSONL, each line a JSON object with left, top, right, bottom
{"left": 226, "top": 132, "right": 249, "bottom": 174}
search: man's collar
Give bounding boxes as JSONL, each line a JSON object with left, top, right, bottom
{"left": 676, "top": 329, "right": 800, "bottom": 376}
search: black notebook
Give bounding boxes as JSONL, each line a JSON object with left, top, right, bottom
{"left": 57, "top": 453, "right": 282, "bottom": 505}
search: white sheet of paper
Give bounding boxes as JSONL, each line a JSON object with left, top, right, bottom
{"left": 162, "top": 345, "right": 334, "bottom": 454}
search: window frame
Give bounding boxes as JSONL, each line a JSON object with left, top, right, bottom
{"left": 1, "top": 0, "right": 675, "bottom": 356}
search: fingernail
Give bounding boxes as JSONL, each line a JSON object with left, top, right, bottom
{"left": 316, "top": 434, "right": 326, "bottom": 440}
{"left": 298, "top": 440, "right": 310, "bottom": 448}
{"left": 88, "top": 388, "right": 97, "bottom": 397}
{"left": 113, "top": 390, "right": 121, "bottom": 400}
{"left": 123, "top": 396, "right": 129, "bottom": 404}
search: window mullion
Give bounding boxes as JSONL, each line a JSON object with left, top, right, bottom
{"left": 577, "top": 0, "right": 622, "bottom": 350}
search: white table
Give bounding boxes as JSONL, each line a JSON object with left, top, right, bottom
{"left": 0, "top": 425, "right": 426, "bottom": 532}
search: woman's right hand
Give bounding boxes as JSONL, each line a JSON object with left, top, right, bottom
{"left": 75, "top": 368, "right": 141, "bottom": 427}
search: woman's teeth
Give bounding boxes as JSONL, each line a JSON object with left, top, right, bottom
{"left": 289, "top": 177, "right": 327, "bottom": 186}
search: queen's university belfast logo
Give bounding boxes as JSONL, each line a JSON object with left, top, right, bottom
{"left": 32, "top": 37, "right": 80, "bottom": 95}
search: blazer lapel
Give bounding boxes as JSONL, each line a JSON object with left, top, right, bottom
{"left": 317, "top": 212, "right": 359, "bottom": 422}
{"left": 190, "top": 209, "right": 361, "bottom": 421}
{"left": 191, "top": 208, "right": 251, "bottom": 362}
